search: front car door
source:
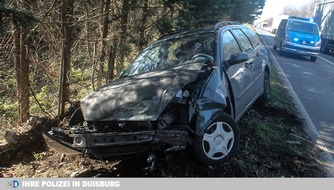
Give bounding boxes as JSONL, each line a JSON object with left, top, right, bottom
{"left": 221, "top": 30, "right": 254, "bottom": 120}
{"left": 274, "top": 19, "right": 288, "bottom": 47}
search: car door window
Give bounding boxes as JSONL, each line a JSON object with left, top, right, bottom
{"left": 242, "top": 28, "right": 260, "bottom": 47}
{"left": 231, "top": 29, "right": 253, "bottom": 53}
{"left": 222, "top": 31, "right": 241, "bottom": 61}
{"left": 278, "top": 19, "right": 287, "bottom": 31}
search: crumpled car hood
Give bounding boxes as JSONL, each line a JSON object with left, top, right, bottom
{"left": 80, "top": 62, "right": 206, "bottom": 121}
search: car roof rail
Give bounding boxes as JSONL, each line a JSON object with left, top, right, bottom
{"left": 157, "top": 28, "right": 215, "bottom": 40}
{"left": 214, "top": 21, "right": 241, "bottom": 29}
{"left": 157, "top": 29, "right": 192, "bottom": 40}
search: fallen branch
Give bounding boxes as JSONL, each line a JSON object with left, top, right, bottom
{"left": 29, "top": 84, "right": 55, "bottom": 118}
{"left": 290, "top": 133, "right": 313, "bottom": 144}
{"left": 286, "top": 140, "right": 301, "bottom": 145}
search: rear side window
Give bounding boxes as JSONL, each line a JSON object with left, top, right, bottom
{"left": 221, "top": 31, "right": 241, "bottom": 60}
{"left": 231, "top": 29, "right": 253, "bottom": 53}
{"left": 242, "top": 28, "right": 260, "bottom": 47}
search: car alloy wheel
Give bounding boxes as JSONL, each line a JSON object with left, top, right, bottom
{"left": 194, "top": 113, "right": 239, "bottom": 166}
{"left": 202, "top": 121, "right": 234, "bottom": 160}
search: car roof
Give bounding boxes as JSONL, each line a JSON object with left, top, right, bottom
{"left": 289, "top": 18, "right": 316, "bottom": 24}
{"left": 158, "top": 21, "right": 244, "bottom": 41}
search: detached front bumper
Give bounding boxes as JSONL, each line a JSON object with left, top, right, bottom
{"left": 43, "top": 128, "right": 189, "bottom": 158}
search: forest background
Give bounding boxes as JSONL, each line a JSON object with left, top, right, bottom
{"left": 0, "top": 0, "right": 265, "bottom": 130}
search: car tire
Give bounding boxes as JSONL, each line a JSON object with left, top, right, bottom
{"left": 320, "top": 44, "right": 329, "bottom": 54}
{"left": 273, "top": 44, "right": 277, "bottom": 50}
{"left": 193, "top": 113, "right": 240, "bottom": 166}
{"left": 278, "top": 42, "right": 285, "bottom": 56}
{"left": 259, "top": 71, "right": 271, "bottom": 103}
{"left": 310, "top": 56, "right": 317, "bottom": 62}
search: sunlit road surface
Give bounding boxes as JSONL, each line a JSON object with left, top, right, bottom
{"left": 257, "top": 29, "right": 334, "bottom": 170}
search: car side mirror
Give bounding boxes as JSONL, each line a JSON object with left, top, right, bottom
{"left": 228, "top": 52, "right": 249, "bottom": 66}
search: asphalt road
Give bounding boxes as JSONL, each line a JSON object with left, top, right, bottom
{"left": 257, "top": 29, "right": 334, "bottom": 160}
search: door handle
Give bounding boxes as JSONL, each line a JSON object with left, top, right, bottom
{"left": 245, "top": 62, "right": 252, "bottom": 67}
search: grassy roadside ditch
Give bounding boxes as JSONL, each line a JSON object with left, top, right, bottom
{"left": 234, "top": 64, "right": 326, "bottom": 177}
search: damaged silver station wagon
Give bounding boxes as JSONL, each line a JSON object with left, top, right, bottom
{"left": 43, "top": 22, "right": 271, "bottom": 166}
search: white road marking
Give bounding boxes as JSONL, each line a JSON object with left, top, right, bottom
{"left": 319, "top": 56, "right": 334, "bottom": 66}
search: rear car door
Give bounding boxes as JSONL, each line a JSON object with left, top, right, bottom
{"left": 241, "top": 28, "right": 264, "bottom": 96}
{"left": 221, "top": 30, "right": 253, "bottom": 120}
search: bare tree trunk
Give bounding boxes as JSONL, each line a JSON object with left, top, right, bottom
{"left": 14, "top": 0, "right": 30, "bottom": 123}
{"left": 84, "top": 3, "right": 92, "bottom": 72}
{"left": 20, "top": 24, "right": 30, "bottom": 123}
{"left": 98, "top": 0, "right": 111, "bottom": 86}
{"left": 14, "top": 26, "right": 21, "bottom": 120}
{"left": 138, "top": 0, "right": 148, "bottom": 52}
{"left": 107, "top": 38, "right": 117, "bottom": 81}
{"left": 58, "top": 0, "right": 73, "bottom": 119}
{"left": 117, "top": 0, "right": 129, "bottom": 76}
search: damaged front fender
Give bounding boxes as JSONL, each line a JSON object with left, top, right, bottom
{"left": 192, "top": 68, "right": 230, "bottom": 136}
{"left": 194, "top": 99, "right": 227, "bottom": 136}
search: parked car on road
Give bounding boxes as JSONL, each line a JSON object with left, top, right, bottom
{"left": 273, "top": 16, "right": 321, "bottom": 62}
{"left": 43, "top": 22, "right": 271, "bottom": 166}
